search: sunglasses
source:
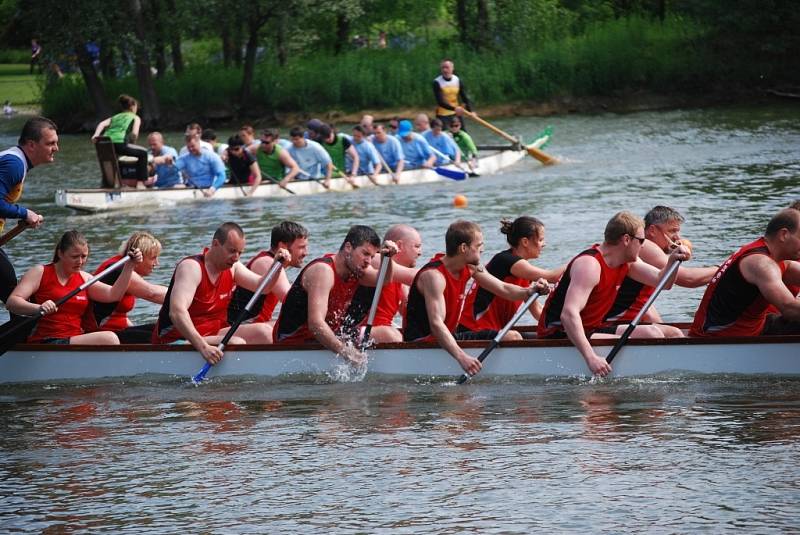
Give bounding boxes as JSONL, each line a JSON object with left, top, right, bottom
{"left": 628, "top": 234, "right": 645, "bottom": 245}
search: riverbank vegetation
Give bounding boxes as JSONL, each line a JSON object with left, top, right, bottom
{"left": 1, "top": 0, "right": 797, "bottom": 131}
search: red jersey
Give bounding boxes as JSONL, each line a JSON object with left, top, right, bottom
{"left": 274, "top": 254, "right": 361, "bottom": 343}
{"left": 82, "top": 255, "right": 135, "bottom": 333}
{"left": 29, "top": 264, "right": 88, "bottom": 342}
{"left": 403, "top": 253, "right": 471, "bottom": 342}
{"left": 227, "top": 250, "right": 280, "bottom": 324}
{"left": 537, "top": 246, "right": 629, "bottom": 337}
{"left": 374, "top": 280, "right": 405, "bottom": 327}
{"left": 459, "top": 249, "right": 529, "bottom": 331}
{"left": 153, "top": 251, "right": 235, "bottom": 343}
{"left": 691, "top": 238, "right": 786, "bottom": 337}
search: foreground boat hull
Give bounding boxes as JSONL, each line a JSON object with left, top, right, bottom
{"left": 54, "top": 149, "right": 526, "bottom": 213}
{"left": 1, "top": 336, "right": 798, "bottom": 384}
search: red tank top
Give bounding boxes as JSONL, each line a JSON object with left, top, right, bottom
{"left": 274, "top": 254, "right": 361, "bottom": 343}
{"left": 153, "top": 251, "right": 235, "bottom": 343}
{"left": 691, "top": 238, "right": 785, "bottom": 337}
{"left": 82, "top": 255, "right": 135, "bottom": 332}
{"left": 537, "top": 246, "right": 629, "bottom": 337}
{"left": 247, "top": 251, "right": 280, "bottom": 323}
{"left": 373, "top": 280, "right": 405, "bottom": 327}
{"left": 29, "top": 264, "right": 88, "bottom": 342}
{"left": 459, "top": 249, "right": 529, "bottom": 331}
{"left": 403, "top": 253, "right": 471, "bottom": 342}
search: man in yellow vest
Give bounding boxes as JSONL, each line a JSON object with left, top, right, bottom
{"left": 433, "top": 59, "right": 474, "bottom": 129}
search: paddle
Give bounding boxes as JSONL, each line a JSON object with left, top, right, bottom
{"left": 605, "top": 260, "right": 682, "bottom": 365}
{"left": 0, "top": 255, "right": 132, "bottom": 356}
{"left": 375, "top": 151, "right": 398, "bottom": 183}
{"left": 463, "top": 110, "right": 557, "bottom": 165}
{"left": 262, "top": 172, "right": 296, "bottom": 195}
{"left": 457, "top": 290, "right": 541, "bottom": 384}
{"left": 297, "top": 169, "right": 330, "bottom": 190}
{"left": 191, "top": 257, "right": 284, "bottom": 383}
{"left": 360, "top": 254, "right": 391, "bottom": 350}
{"left": 0, "top": 220, "right": 29, "bottom": 248}
{"left": 429, "top": 145, "right": 477, "bottom": 178}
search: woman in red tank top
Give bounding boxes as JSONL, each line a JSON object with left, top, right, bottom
{"left": 459, "top": 216, "right": 563, "bottom": 333}
{"left": 6, "top": 230, "right": 142, "bottom": 344}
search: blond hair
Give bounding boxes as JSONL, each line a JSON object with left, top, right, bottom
{"left": 119, "top": 231, "right": 162, "bottom": 257}
{"left": 604, "top": 211, "right": 644, "bottom": 245}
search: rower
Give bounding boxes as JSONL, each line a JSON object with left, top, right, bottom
{"left": 603, "top": 206, "right": 718, "bottom": 337}
{"left": 1, "top": 116, "right": 57, "bottom": 303}
{"left": 397, "top": 120, "right": 436, "bottom": 170}
{"left": 152, "top": 222, "right": 291, "bottom": 365}
{"left": 449, "top": 117, "right": 478, "bottom": 169}
{"left": 6, "top": 230, "right": 143, "bottom": 344}
{"left": 403, "top": 220, "right": 549, "bottom": 376}
{"left": 318, "top": 123, "right": 359, "bottom": 187}
{"left": 273, "top": 225, "right": 398, "bottom": 365}
{"left": 345, "top": 224, "right": 423, "bottom": 344}
{"left": 371, "top": 123, "right": 405, "bottom": 183}
{"left": 536, "top": 211, "right": 690, "bottom": 377}
{"left": 348, "top": 125, "right": 381, "bottom": 182}
{"left": 458, "top": 216, "right": 562, "bottom": 336}
{"left": 691, "top": 208, "right": 800, "bottom": 337}
{"left": 227, "top": 221, "right": 309, "bottom": 341}
{"left": 255, "top": 129, "right": 301, "bottom": 189}
{"left": 424, "top": 118, "right": 461, "bottom": 166}
{"left": 155, "top": 134, "right": 227, "bottom": 198}
{"left": 286, "top": 126, "right": 333, "bottom": 187}
{"left": 146, "top": 132, "right": 181, "bottom": 188}
{"left": 82, "top": 231, "right": 167, "bottom": 343}
{"left": 225, "top": 134, "right": 262, "bottom": 196}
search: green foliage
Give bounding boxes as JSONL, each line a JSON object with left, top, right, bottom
{"left": 0, "top": 48, "right": 28, "bottom": 63}
{"left": 0, "top": 63, "right": 40, "bottom": 104}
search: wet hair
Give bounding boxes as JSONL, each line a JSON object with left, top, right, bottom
{"left": 271, "top": 221, "right": 309, "bottom": 248}
{"left": 213, "top": 222, "right": 245, "bottom": 245}
{"left": 18, "top": 116, "right": 57, "bottom": 145}
{"left": 340, "top": 225, "right": 380, "bottom": 251}
{"left": 52, "top": 230, "right": 88, "bottom": 263}
{"left": 765, "top": 209, "right": 800, "bottom": 238}
{"left": 605, "top": 211, "right": 645, "bottom": 245}
{"left": 118, "top": 94, "right": 138, "bottom": 111}
{"left": 289, "top": 126, "right": 305, "bottom": 138}
{"left": 430, "top": 118, "right": 443, "bottom": 129}
{"left": 644, "top": 206, "right": 685, "bottom": 228}
{"left": 445, "top": 220, "right": 481, "bottom": 256}
{"left": 120, "top": 231, "right": 162, "bottom": 258}
{"left": 352, "top": 125, "right": 366, "bottom": 135}
{"left": 500, "top": 216, "right": 544, "bottom": 247}
{"left": 201, "top": 128, "right": 217, "bottom": 142}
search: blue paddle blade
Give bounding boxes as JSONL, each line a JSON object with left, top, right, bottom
{"left": 435, "top": 167, "right": 467, "bottom": 180}
{"left": 192, "top": 362, "right": 212, "bottom": 384}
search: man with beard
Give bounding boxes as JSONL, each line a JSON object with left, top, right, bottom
{"left": 273, "top": 225, "right": 398, "bottom": 365}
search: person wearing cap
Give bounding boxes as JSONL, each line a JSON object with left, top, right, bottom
{"left": 225, "top": 134, "right": 262, "bottom": 196}
{"left": 306, "top": 119, "right": 325, "bottom": 142}
{"left": 397, "top": 120, "right": 436, "bottom": 170}
{"left": 286, "top": 126, "right": 334, "bottom": 186}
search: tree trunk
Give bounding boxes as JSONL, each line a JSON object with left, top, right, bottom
{"left": 240, "top": 19, "right": 261, "bottom": 106}
{"left": 476, "top": 0, "right": 490, "bottom": 51}
{"left": 276, "top": 10, "right": 288, "bottom": 66}
{"left": 456, "top": 0, "right": 468, "bottom": 45}
{"left": 657, "top": 0, "right": 666, "bottom": 21}
{"left": 150, "top": 0, "right": 167, "bottom": 77}
{"left": 165, "top": 0, "right": 183, "bottom": 74}
{"left": 127, "top": 0, "right": 161, "bottom": 127}
{"left": 222, "top": 23, "right": 232, "bottom": 68}
{"left": 334, "top": 13, "right": 349, "bottom": 55}
{"left": 99, "top": 39, "right": 116, "bottom": 79}
{"left": 74, "top": 43, "right": 111, "bottom": 120}
{"left": 233, "top": 22, "right": 243, "bottom": 67}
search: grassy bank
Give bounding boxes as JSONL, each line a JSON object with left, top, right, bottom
{"left": 0, "top": 64, "right": 41, "bottom": 106}
{"left": 39, "top": 16, "right": 768, "bottom": 130}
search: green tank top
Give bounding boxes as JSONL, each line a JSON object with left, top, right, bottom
{"left": 256, "top": 144, "right": 286, "bottom": 180}
{"left": 105, "top": 111, "right": 136, "bottom": 144}
{"left": 322, "top": 134, "right": 346, "bottom": 177}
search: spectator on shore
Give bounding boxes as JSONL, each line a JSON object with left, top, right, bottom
{"left": 30, "top": 39, "right": 42, "bottom": 74}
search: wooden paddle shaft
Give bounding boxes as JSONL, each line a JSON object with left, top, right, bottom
{"left": 464, "top": 111, "right": 556, "bottom": 165}
{"left": 0, "top": 221, "right": 28, "bottom": 248}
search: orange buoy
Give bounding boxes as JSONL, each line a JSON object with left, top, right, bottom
{"left": 453, "top": 194, "right": 468, "bottom": 208}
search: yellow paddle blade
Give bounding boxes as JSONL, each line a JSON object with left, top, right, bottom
{"left": 526, "top": 144, "right": 557, "bottom": 165}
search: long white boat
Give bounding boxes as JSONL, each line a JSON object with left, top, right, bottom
{"left": 54, "top": 147, "right": 527, "bottom": 213}
{"left": 1, "top": 334, "right": 798, "bottom": 384}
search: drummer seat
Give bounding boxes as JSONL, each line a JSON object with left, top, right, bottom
{"left": 94, "top": 136, "right": 140, "bottom": 189}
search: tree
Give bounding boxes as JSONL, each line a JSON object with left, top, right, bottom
{"left": 126, "top": 0, "right": 161, "bottom": 127}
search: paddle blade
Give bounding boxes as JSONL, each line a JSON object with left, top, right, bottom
{"left": 435, "top": 167, "right": 467, "bottom": 180}
{"left": 192, "top": 362, "right": 212, "bottom": 384}
{"left": 526, "top": 145, "right": 557, "bottom": 165}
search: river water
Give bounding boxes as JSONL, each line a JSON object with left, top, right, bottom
{"left": 1, "top": 104, "right": 799, "bottom": 532}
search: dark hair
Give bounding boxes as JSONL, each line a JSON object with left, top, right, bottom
{"left": 261, "top": 128, "right": 279, "bottom": 140}
{"left": 430, "top": 118, "right": 443, "bottom": 129}
{"left": 18, "top": 116, "right": 57, "bottom": 145}
{"left": 644, "top": 205, "right": 685, "bottom": 228}
{"left": 318, "top": 124, "right": 332, "bottom": 139}
{"left": 340, "top": 225, "right": 380, "bottom": 251}
{"left": 53, "top": 230, "right": 88, "bottom": 263}
{"left": 213, "top": 222, "right": 245, "bottom": 245}
{"left": 766, "top": 209, "right": 800, "bottom": 238}
{"left": 352, "top": 125, "right": 366, "bottom": 135}
{"left": 118, "top": 94, "right": 138, "bottom": 111}
{"left": 239, "top": 125, "right": 255, "bottom": 136}
{"left": 289, "top": 126, "right": 305, "bottom": 138}
{"left": 227, "top": 134, "right": 244, "bottom": 148}
{"left": 271, "top": 221, "right": 309, "bottom": 248}
{"left": 201, "top": 128, "right": 217, "bottom": 142}
{"left": 500, "top": 216, "right": 544, "bottom": 247}
{"left": 445, "top": 220, "right": 481, "bottom": 256}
